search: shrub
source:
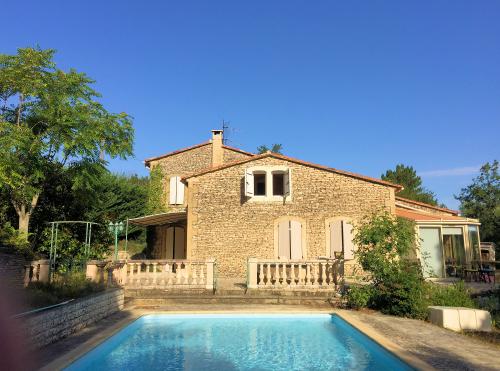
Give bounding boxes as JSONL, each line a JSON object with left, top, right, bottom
{"left": 25, "top": 271, "right": 105, "bottom": 308}
{"left": 426, "top": 281, "right": 475, "bottom": 308}
{"left": 346, "top": 285, "right": 374, "bottom": 309}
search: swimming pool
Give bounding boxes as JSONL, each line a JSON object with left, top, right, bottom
{"left": 66, "top": 314, "right": 412, "bottom": 370}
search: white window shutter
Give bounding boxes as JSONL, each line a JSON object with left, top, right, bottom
{"left": 284, "top": 169, "right": 291, "bottom": 196}
{"left": 169, "top": 177, "right": 177, "bottom": 205}
{"left": 343, "top": 221, "right": 355, "bottom": 260}
{"left": 278, "top": 221, "right": 290, "bottom": 259}
{"left": 176, "top": 177, "right": 184, "bottom": 204}
{"left": 245, "top": 169, "right": 254, "bottom": 196}
{"left": 330, "top": 220, "right": 343, "bottom": 257}
{"left": 290, "top": 220, "right": 303, "bottom": 259}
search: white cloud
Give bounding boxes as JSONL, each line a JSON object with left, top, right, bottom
{"left": 418, "top": 166, "right": 480, "bottom": 177}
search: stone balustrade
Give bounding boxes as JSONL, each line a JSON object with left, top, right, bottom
{"left": 24, "top": 259, "right": 50, "bottom": 286}
{"left": 247, "top": 258, "right": 341, "bottom": 289}
{"left": 87, "top": 259, "right": 215, "bottom": 290}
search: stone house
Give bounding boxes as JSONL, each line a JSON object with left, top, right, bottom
{"left": 129, "top": 130, "right": 481, "bottom": 283}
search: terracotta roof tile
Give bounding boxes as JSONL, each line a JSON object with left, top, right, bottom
{"left": 396, "top": 207, "right": 473, "bottom": 222}
{"left": 395, "top": 196, "right": 459, "bottom": 215}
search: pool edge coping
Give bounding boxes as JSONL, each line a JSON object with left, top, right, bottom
{"left": 40, "top": 308, "right": 436, "bottom": 371}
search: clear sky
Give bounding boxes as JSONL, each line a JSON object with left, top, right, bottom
{"left": 4, "top": 1, "right": 500, "bottom": 209}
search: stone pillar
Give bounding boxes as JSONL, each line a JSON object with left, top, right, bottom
{"left": 247, "top": 258, "right": 258, "bottom": 289}
{"left": 205, "top": 258, "right": 215, "bottom": 290}
{"left": 211, "top": 130, "right": 223, "bottom": 166}
{"left": 86, "top": 260, "right": 99, "bottom": 282}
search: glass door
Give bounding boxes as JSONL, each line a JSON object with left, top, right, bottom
{"left": 419, "top": 227, "right": 444, "bottom": 278}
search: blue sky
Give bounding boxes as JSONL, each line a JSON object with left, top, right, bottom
{"left": 4, "top": 1, "right": 500, "bottom": 209}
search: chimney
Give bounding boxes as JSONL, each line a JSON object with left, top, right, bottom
{"left": 211, "top": 129, "right": 223, "bottom": 166}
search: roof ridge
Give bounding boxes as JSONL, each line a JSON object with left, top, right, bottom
{"left": 183, "top": 152, "right": 403, "bottom": 190}
{"left": 144, "top": 141, "right": 254, "bottom": 166}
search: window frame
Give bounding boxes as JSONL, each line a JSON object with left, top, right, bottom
{"left": 245, "top": 166, "right": 292, "bottom": 202}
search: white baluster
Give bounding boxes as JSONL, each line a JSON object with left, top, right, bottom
{"left": 305, "top": 264, "right": 311, "bottom": 286}
{"left": 290, "top": 264, "right": 296, "bottom": 286}
{"left": 320, "top": 262, "right": 326, "bottom": 286}
{"left": 166, "top": 263, "right": 172, "bottom": 286}
{"left": 264, "top": 264, "right": 270, "bottom": 286}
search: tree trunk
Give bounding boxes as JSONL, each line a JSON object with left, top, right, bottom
{"left": 12, "top": 193, "right": 40, "bottom": 239}
{"left": 18, "top": 210, "right": 30, "bottom": 236}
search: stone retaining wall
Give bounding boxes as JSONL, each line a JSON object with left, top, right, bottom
{"left": 0, "top": 251, "right": 28, "bottom": 290}
{"left": 22, "top": 289, "right": 124, "bottom": 349}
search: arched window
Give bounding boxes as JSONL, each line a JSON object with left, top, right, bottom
{"left": 327, "top": 219, "right": 356, "bottom": 260}
{"left": 275, "top": 218, "right": 304, "bottom": 260}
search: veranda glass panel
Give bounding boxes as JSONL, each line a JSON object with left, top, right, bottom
{"left": 443, "top": 227, "right": 465, "bottom": 277}
{"left": 468, "top": 225, "right": 480, "bottom": 264}
{"left": 419, "top": 228, "right": 443, "bottom": 278}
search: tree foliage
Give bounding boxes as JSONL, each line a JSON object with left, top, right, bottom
{"left": 381, "top": 164, "right": 439, "bottom": 205}
{"left": 456, "top": 160, "right": 500, "bottom": 247}
{"left": 347, "top": 212, "right": 474, "bottom": 318}
{"left": 257, "top": 143, "right": 283, "bottom": 154}
{"left": 0, "top": 47, "right": 134, "bottom": 237}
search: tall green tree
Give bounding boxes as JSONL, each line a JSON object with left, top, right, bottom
{"left": 0, "top": 47, "right": 134, "bottom": 237}
{"left": 257, "top": 143, "right": 283, "bottom": 154}
{"left": 381, "top": 164, "right": 439, "bottom": 205}
{"left": 456, "top": 160, "right": 500, "bottom": 247}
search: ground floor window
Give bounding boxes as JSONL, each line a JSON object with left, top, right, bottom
{"left": 277, "top": 219, "right": 303, "bottom": 260}
{"left": 328, "top": 219, "right": 355, "bottom": 260}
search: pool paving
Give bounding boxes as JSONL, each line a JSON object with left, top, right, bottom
{"left": 36, "top": 304, "right": 500, "bottom": 371}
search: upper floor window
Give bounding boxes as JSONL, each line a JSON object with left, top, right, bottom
{"left": 245, "top": 167, "right": 291, "bottom": 201}
{"left": 169, "top": 176, "right": 185, "bottom": 205}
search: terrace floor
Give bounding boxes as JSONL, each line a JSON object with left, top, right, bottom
{"left": 36, "top": 304, "right": 500, "bottom": 371}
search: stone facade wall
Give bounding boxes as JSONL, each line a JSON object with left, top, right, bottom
{"left": 223, "top": 148, "right": 252, "bottom": 163}
{"left": 22, "top": 289, "right": 124, "bottom": 349}
{"left": 0, "top": 251, "right": 27, "bottom": 290}
{"left": 149, "top": 144, "right": 251, "bottom": 211}
{"left": 396, "top": 198, "right": 457, "bottom": 216}
{"left": 187, "top": 157, "right": 395, "bottom": 278}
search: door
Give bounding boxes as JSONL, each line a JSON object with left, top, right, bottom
{"left": 419, "top": 227, "right": 443, "bottom": 278}
{"left": 165, "top": 226, "right": 186, "bottom": 259}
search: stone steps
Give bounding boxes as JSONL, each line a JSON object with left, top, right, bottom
{"left": 130, "top": 295, "right": 340, "bottom": 307}
{"left": 125, "top": 287, "right": 341, "bottom": 307}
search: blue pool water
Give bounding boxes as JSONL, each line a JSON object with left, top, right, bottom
{"left": 66, "top": 314, "right": 412, "bottom": 371}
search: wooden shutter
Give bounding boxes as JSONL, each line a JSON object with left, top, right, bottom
{"left": 169, "top": 177, "right": 177, "bottom": 205}
{"left": 278, "top": 220, "right": 290, "bottom": 259}
{"left": 290, "top": 220, "right": 303, "bottom": 259}
{"left": 343, "top": 221, "right": 355, "bottom": 260}
{"left": 284, "top": 169, "right": 291, "bottom": 196}
{"left": 173, "top": 227, "right": 186, "bottom": 259}
{"left": 329, "top": 220, "right": 343, "bottom": 258}
{"left": 244, "top": 170, "right": 254, "bottom": 196}
{"left": 165, "top": 227, "right": 174, "bottom": 259}
{"left": 176, "top": 178, "right": 184, "bottom": 204}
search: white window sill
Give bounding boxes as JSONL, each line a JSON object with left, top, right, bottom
{"left": 247, "top": 195, "right": 292, "bottom": 203}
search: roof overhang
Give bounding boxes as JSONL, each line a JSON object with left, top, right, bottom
{"left": 128, "top": 211, "right": 187, "bottom": 227}
{"left": 396, "top": 207, "right": 480, "bottom": 225}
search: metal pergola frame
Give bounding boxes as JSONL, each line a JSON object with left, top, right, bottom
{"left": 47, "top": 221, "right": 101, "bottom": 279}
